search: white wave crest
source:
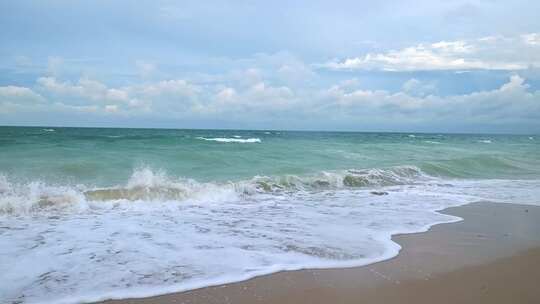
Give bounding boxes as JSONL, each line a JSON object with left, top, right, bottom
{"left": 0, "top": 168, "right": 252, "bottom": 214}
{"left": 0, "top": 175, "right": 86, "bottom": 214}
{"left": 0, "top": 166, "right": 434, "bottom": 214}
{"left": 197, "top": 137, "right": 261, "bottom": 143}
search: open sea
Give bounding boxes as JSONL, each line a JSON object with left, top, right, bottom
{"left": 1, "top": 126, "right": 539, "bottom": 303}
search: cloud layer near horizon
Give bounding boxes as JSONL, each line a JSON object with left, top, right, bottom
{"left": 2, "top": 71, "right": 539, "bottom": 132}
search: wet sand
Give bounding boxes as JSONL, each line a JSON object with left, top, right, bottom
{"left": 102, "top": 202, "right": 540, "bottom": 304}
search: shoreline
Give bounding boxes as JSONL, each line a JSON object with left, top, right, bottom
{"left": 100, "top": 201, "right": 540, "bottom": 304}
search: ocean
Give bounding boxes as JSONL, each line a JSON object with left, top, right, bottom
{"left": 1, "top": 126, "right": 539, "bottom": 303}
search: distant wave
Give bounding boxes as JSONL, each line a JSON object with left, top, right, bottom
{"left": 197, "top": 137, "right": 261, "bottom": 143}
{"left": 42, "top": 128, "right": 55, "bottom": 132}
{"left": 478, "top": 139, "right": 492, "bottom": 144}
{"left": 424, "top": 140, "right": 442, "bottom": 144}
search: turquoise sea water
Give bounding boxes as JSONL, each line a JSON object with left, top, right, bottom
{"left": 1, "top": 126, "right": 539, "bottom": 303}
{"left": 1, "top": 127, "right": 539, "bottom": 186}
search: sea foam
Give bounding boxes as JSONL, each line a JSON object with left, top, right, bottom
{"left": 196, "top": 137, "right": 261, "bottom": 143}
{"left": 1, "top": 168, "right": 540, "bottom": 304}
{"left": 0, "top": 166, "right": 431, "bottom": 213}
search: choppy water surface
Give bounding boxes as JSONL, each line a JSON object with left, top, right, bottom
{"left": 1, "top": 127, "right": 539, "bottom": 303}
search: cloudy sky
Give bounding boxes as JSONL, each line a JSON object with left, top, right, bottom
{"left": 1, "top": 0, "right": 540, "bottom": 133}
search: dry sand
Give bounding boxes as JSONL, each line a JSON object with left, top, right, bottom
{"left": 101, "top": 202, "right": 540, "bottom": 304}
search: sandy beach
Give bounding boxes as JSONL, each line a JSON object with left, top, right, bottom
{"left": 100, "top": 201, "right": 540, "bottom": 304}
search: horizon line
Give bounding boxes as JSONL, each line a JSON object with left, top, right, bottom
{"left": 0, "top": 124, "right": 538, "bottom": 136}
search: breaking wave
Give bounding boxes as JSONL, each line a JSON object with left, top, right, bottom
{"left": 0, "top": 165, "right": 430, "bottom": 214}
{"left": 3, "top": 150, "right": 540, "bottom": 215}
{"left": 196, "top": 137, "right": 261, "bottom": 143}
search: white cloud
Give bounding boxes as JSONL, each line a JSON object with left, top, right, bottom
{"left": 38, "top": 77, "right": 141, "bottom": 107}
{"left": 199, "top": 74, "right": 539, "bottom": 129}
{"left": 0, "top": 86, "right": 44, "bottom": 102}
{"left": 247, "top": 82, "right": 293, "bottom": 103}
{"left": 38, "top": 77, "right": 109, "bottom": 101}
{"left": 106, "top": 89, "right": 129, "bottom": 102}
{"left": 2, "top": 73, "right": 539, "bottom": 131}
{"left": 203, "top": 82, "right": 295, "bottom": 116}
{"left": 139, "top": 79, "right": 198, "bottom": 98}
{"left": 36, "top": 77, "right": 152, "bottom": 115}
{"left": 0, "top": 86, "right": 45, "bottom": 113}
{"left": 36, "top": 77, "right": 200, "bottom": 116}
{"left": 324, "top": 33, "right": 540, "bottom": 71}
{"left": 133, "top": 80, "right": 201, "bottom": 114}
{"left": 319, "top": 75, "right": 540, "bottom": 125}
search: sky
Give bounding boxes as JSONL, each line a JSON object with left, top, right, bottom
{"left": 1, "top": 0, "right": 540, "bottom": 133}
